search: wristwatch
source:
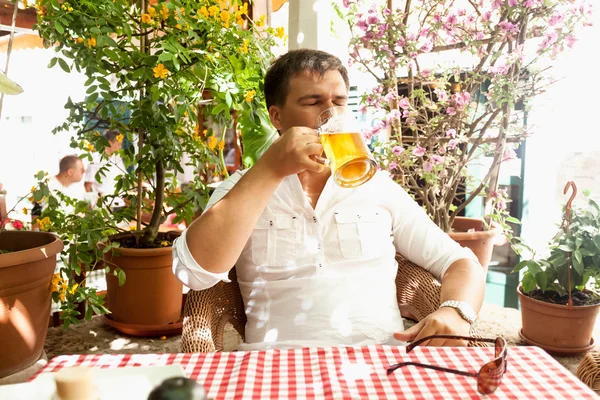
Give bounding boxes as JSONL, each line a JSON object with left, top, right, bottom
{"left": 439, "top": 300, "right": 477, "bottom": 324}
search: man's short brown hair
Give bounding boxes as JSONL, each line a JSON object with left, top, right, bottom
{"left": 59, "top": 155, "right": 81, "bottom": 173}
{"left": 264, "top": 49, "right": 350, "bottom": 109}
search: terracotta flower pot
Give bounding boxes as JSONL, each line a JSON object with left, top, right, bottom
{"left": 0, "top": 231, "right": 63, "bottom": 378}
{"left": 449, "top": 216, "right": 502, "bottom": 271}
{"left": 103, "top": 232, "right": 183, "bottom": 330}
{"left": 517, "top": 286, "right": 600, "bottom": 355}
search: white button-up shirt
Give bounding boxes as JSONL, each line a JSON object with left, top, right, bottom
{"left": 173, "top": 170, "right": 479, "bottom": 350}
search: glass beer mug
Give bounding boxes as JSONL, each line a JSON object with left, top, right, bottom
{"left": 316, "top": 106, "right": 377, "bottom": 188}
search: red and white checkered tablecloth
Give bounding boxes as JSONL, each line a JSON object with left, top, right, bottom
{"left": 31, "top": 345, "right": 596, "bottom": 399}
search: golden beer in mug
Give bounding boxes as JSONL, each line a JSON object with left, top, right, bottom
{"left": 317, "top": 107, "right": 377, "bottom": 188}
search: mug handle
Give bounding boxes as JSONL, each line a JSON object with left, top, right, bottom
{"left": 315, "top": 128, "right": 331, "bottom": 167}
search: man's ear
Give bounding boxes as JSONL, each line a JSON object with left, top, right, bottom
{"left": 268, "top": 105, "right": 283, "bottom": 131}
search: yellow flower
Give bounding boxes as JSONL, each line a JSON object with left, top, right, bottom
{"left": 76, "top": 37, "right": 84, "bottom": 43}
{"left": 208, "top": 136, "right": 218, "bottom": 150}
{"left": 202, "top": 129, "right": 208, "bottom": 136}
{"left": 218, "top": 140, "right": 225, "bottom": 151}
{"left": 175, "top": 23, "right": 182, "bottom": 29}
{"left": 160, "top": 5, "right": 169, "bottom": 19}
{"left": 147, "top": 6, "right": 156, "bottom": 18}
{"left": 115, "top": 134, "right": 124, "bottom": 143}
{"left": 241, "top": 38, "right": 249, "bottom": 54}
{"left": 141, "top": 13, "right": 152, "bottom": 24}
{"left": 86, "top": 142, "right": 95, "bottom": 152}
{"left": 69, "top": 284, "right": 79, "bottom": 295}
{"left": 236, "top": 17, "right": 244, "bottom": 27}
{"left": 275, "top": 27, "right": 285, "bottom": 39}
{"left": 22, "top": 207, "right": 28, "bottom": 215}
{"left": 218, "top": 0, "right": 229, "bottom": 9}
{"left": 179, "top": 7, "right": 185, "bottom": 16}
{"left": 52, "top": 273, "right": 61, "bottom": 285}
{"left": 30, "top": 186, "right": 35, "bottom": 192}
{"left": 208, "top": 5, "right": 219, "bottom": 17}
{"left": 58, "top": 292, "right": 66, "bottom": 302}
{"left": 160, "top": 241, "right": 169, "bottom": 247}
{"left": 28, "top": 196, "right": 34, "bottom": 203}
{"left": 51, "top": 284, "right": 59, "bottom": 293}
{"left": 87, "top": 37, "right": 96, "bottom": 48}
{"left": 23, "top": 0, "right": 28, "bottom": 8}
{"left": 198, "top": 6, "right": 208, "bottom": 19}
{"left": 239, "top": 3, "right": 248, "bottom": 15}
{"left": 153, "top": 63, "right": 169, "bottom": 79}
{"left": 38, "top": 217, "right": 51, "bottom": 231}
{"left": 256, "top": 15, "right": 266, "bottom": 27}
{"left": 245, "top": 90, "right": 256, "bottom": 102}
{"left": 220, "top": 10, "right": 230, "bottom": 27}
{"left": 60, "top": 281, "right": 68, "bottom": 291}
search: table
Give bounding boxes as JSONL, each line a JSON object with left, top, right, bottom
{"left": 32, "top": 345, "right": 596, "bottom": 399}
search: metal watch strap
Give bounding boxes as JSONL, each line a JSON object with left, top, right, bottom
{"left": 439, "top": 300, "right": 477, "bottom": 324}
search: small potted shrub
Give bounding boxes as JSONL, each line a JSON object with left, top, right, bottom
{"left": 514, "top": 183, "right": 600, "bottom": 355}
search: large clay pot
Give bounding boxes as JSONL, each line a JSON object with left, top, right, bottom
{"left": 104, "top": 232, "right": 182, "bottom": 328}
{"left": 517, "top": 287, "right": 600, "bottom": 355}
{"left": 449, "top": 216, "right": 501, "bottom": 271}
{"left": 0, "top": 231, "right": 63, "bottom": 378}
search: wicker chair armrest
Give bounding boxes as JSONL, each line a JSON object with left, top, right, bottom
{"left": 181, "top": 269, "right": 246, "bottom": 353}
{"left": 395, "top": 253, "right": 486, "bottom": 347}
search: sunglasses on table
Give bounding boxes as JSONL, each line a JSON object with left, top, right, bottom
{"left": 386, "top": 335, "right": 508, "bottom": 395}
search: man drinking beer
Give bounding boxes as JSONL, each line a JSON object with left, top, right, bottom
{"left": 173, "top": 49, "right": 485, "bottom": 350}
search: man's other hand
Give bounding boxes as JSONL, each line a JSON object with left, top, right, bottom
{"left": 393, "top": 307, "right": 472, "bottom": 347}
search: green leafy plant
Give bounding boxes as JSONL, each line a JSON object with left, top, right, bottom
{"left": 31, "top": 0, "right": 281, "bottom": 327}
{"left": 513, "top": 189, "right": 600, "bottom": 305}
{"left": 335, "top": 0, "right": 593, "bottom": 237}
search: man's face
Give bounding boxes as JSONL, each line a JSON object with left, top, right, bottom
{"left": 269, "top": 69, "right": 349, "bottom": 132}
{"left": 69, "top": 159, "right": 85, "bottom": 183}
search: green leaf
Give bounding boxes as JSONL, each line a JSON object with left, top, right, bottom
{"left": 57, "top": 58, "right": 70, "bottom": 73}
{"left": 85, "top": 306, "right": 93, "bottom": 320}
{"left": 574, "top": 249, "right": 583, "bottom": 265}
{"left": 512, "top": 260, "right": 529, "bottom": 273}
{"left": 522, "top": 273, "right": 537, "bottom": 293}
{"left": 572, "top": 254, "right": 584, "bottom": 275}
{"left": 48, "top": 57, "right": 58, "bottom": 68}
{"left": 594, "top": 234, "right": 600, "bottom": 251}
{"left": 505, "top": 216, "right": 521, "bottom": 224}
{"left": 536, "top": 270, "right": 548, "bottom": 292}
{"left": 54, "top": 21, "right": 64, "bottom": 34}
{"left": 117, "top": 269, "right": 126, "bottom": 286}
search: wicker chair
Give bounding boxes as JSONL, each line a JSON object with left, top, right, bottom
{"left": 181, "top": 254, "right": 483, "bottom": 352}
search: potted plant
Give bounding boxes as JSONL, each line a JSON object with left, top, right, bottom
{"left": 513, "top": 182, "right": 600, "bottom": 355}
{"left": 32, "top": 0, "right": 280, "bottom": 334}
{"left": 335, "top": 0, "right": 593, "bottom": 268}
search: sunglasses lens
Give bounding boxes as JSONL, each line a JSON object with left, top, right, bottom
{"left": 477, "top": 338, "right": 507, "bottom": 394}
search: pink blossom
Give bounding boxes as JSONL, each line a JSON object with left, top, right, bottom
{"left": 489, "top": 63, "right": 510, "bottom": 75}
{"left": 497, "top": 199, "right": 507, "bottom": 211}
{"left": 498, "top": 21, "right": 519, "bottom": 34}
{"left": 396, "top": 37, "right": 405, "bottom": 47}
{"left": 398, "top": 98, "right": 410, "bottom": 110}
{"left": 446, "top": 106, "right": 457, "bottom": 116}
{"left": 523, "top": 0, "right": 541, "bottom": 7}
{"left": 482, "top": 11, "right": 492, "bottom": 21}
{"left": 430, "top": 155, "right": 444, "bottom": 165}
{"left": 503, "top": 149, "right": 517, "bottom": 162}
{"left": 367, "top": 14, "right": 380, "bottom": 25}
{"left": 383, "top": 8, "right": 391, "bottom": 16}
{"left": 342, "top": 0, "right": 352, "bottom": 7}
{"left": 358, "top": 104, "right": 367, "bottom": 114}
{"left": 419, "top": 28, "right": 429, "bottom": 37}
{"left": 412, "top": 146, "right": 425, "bottom": 157}
{"left": 565, "top": 34, "right": 577, "bottom": 48}
{"left": 423, "top": 162, "right": 433, "bottom": 172}
{"left": 383, "top": 92, "right": 396, "bottom": 103}
{"left": 447, "top": 139, "right": 459, "bottom": 150}
{"left": 507, "top": 0, "right": 518, "bottom": 7}
{"left": 446, "top": 128, "right": 457, "bottom": 138}
{"left": 492, "top": 0, "right": 503, "bottom": 9}
{"left": 388, "top": 161, "right": 398, "bottom": 171}
{"left": 434, "top": 88, "right": 448, "bottom": 101}
{"left": 549, "top": 12, "right": 564, "bottom": 27}
{"left": 420, "top": 41, "right": 433, "bottom": 53}
{"left": 392, "top": 145, "right": 404, "bottom": 156}
{"left": 410, "top": 51, "right": 418, "bottom": 59}
{"left": 386, "top": 109, "right": 401, "bottom": 124}
{"left": 12, "top": 220, "right": 23, "bottom": 230}
{"left": 421, "top": 69, "right": 431, "bottom": 78}
{"left": 357, "top": 18, "right": 368, "bottom": 31}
